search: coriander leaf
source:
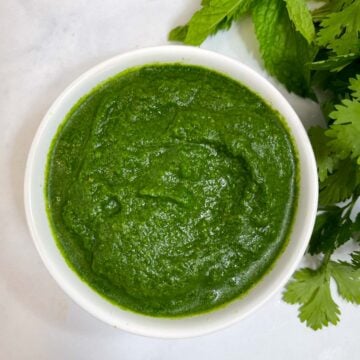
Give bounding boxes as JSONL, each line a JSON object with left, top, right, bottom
{"left": 319, "top": 157, "right": 359, "bottom": 205}
{"left": 308, "top": 126, "right": 336, "bottom": 182}
{"left": 308, "top": 213, "right": 330, "bottom": 255}
{"left": 311, "top": 60, "right": 360, "bottom": 103}
{"left": 312, "top": 0, "right": 354, "bottom": 21}
{"left": 252, "top": 0, "right": 316, "bottom": 96}
{"left": 311, "top": 61, "right": 360, "bottom": 122}
{"left": 349, "top": 74, "right": 360, "bottom": 99}
{"left": 283, "top": 267, "right": 340, "bottom": 330}
{"left": 351, "top": 251, "right": 360, "bottom": 268}
{"left": 351, "top": 212, "right": 360, "bottom": 242}
{"left": 326, "top": 91, "right": 360, "bottom": 164}
{"left": 321, "top": 99, "right": 337, "bottom": 123}
{"left": 310, "top": 53, "right": 359, "bottom": 72}
{"left": 283, "top": 268, "right": 325, "bottom": 305}
{"left": 298, "top": 279, "right": 340, "bottom": 330}
{"left": 317, "top": 0, "right": 360, "bottom": 55}
{"left": 308, "top": 205, "right": 353, "bottom": 255}
{"left": 284, "top": 0, "right": 315, "bottom": 43}
{"left": 330, "top": 261, "right": 360, "bottom": 303}
{"left": 169, "top": 0, "right": 254, "bottom": 45}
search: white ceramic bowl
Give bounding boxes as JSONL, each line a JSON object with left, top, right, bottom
{"left": 24, "top": 45, "right": 318, "bottom": 338}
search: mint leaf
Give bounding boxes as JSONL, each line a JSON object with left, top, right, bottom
{"left": 284, "top": 0, "right": 315, "bottom": 43}
{"left": 283, "top": 267, "right": 340, "bottom": 330}
{"left": 169, "top": 0, "right": 254, "bottom": 45}
{"left": 252, "top": 0, "right": 315, "bottom": 96}
{"left": 330, "top": 261, "right": 360, "bottom": 303}
{"left": 169, "top": 25, "right": 189, "bottom": 42}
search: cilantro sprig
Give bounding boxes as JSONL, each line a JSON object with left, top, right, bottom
{"left": 169, "top": 0, "right": 360, "bottom": 329}
{"left": 283, "top": 257, "right": 360, "bottom": 330}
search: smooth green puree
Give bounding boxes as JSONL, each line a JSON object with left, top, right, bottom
{"left": 46, "top": 64, "right": 298, "bottom": 317}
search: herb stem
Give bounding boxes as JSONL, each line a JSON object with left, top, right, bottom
{"left": 322, "top": 252, "right": 332, "bottom": 269}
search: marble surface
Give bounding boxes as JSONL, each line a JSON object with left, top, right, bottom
{"left": 1, "top": 1, "right": 359, "bottom": 359}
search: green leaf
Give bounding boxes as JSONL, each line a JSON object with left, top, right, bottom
{"left": 283, "top": 268, "right": 324, "bottom": 305}
{"left": 330, "top": 261, "right": 360, "bottom": 303}
{"left": 168, "top": 25, "right": 189, "bottom": 42}
{"left": 349, "top": 74, "right": 360, "bottom": 99}
{"left": 308, "top": 126, "right": 337, "bottom": 182}
{"left": 351, "top": 251, "right": 360, "bottom": 268}
{"left": 311, "top": 60, "right": 360, "bottom": 104}
{"left": 168, "top": 0, "right": 254, "bottom": 45}
{"left": 308, "top": 205, "right": 354, "bottom": 255}
{"left": 310, "top": 53, "right": 359, "bottom": 72}
{"left": 317, "top": 0, "right": 360, "bottom": 55}
{"left": 326, "top": 84, "right": 360, "bottom": 164}
{"left": 283, "top": 267, "right": 340, "bottom": 330}
{"left": 311, "top": 62, "right": 360, "bottom": 123}
{"left": 252, "top": 0, "right": 316, "bottom": 96}
{"left": 351, "top": 212, "right": 360, "bottom": 242}
{"left": 284, "top": 0, "right": 315, "bottom": 43}
{"left": 312, "top": 0, "right": 354, "bottom": 21}
{"left": 319, "top": 157, "right": 359, "bottom": 205}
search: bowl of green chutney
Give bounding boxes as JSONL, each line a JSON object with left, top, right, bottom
{"left": 25, "top": 46, "right": 318, "bottom": 338}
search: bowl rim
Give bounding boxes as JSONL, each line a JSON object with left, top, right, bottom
{"left": 24, "top": 45, "right": 318, "bottom": 338}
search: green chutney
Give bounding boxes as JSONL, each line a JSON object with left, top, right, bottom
{"left": 46, "top": 64, "right": 298, "bottom": 317}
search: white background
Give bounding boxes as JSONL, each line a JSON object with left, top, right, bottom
{"left": 1, "top": 1, "right": 359, "bottom": 359}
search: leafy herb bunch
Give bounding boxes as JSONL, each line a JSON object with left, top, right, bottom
{"left": 169, "top": 0, "right": 360, "bottom": 330}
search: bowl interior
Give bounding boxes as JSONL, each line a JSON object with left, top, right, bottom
{"left": 24, "top": 45, "right": 318, "bottom": 338}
